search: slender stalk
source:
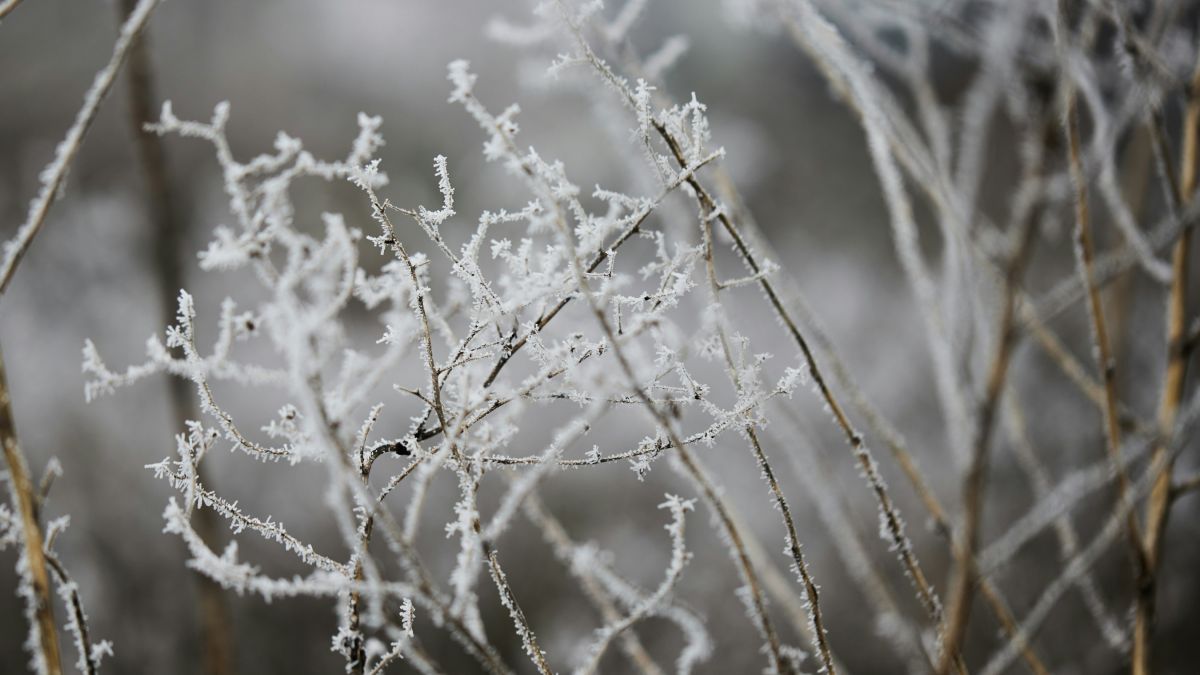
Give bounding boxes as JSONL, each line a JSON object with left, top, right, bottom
{"left": 0, "top": 0, "right": 25, "bottom": 21}
{"left": 658, "top": 113, "right": 965, "bottom": 673}
{"left": 937, "top": 161, "right": 1040, "bottom": 673}
{"left": 1, "top": 347, "right": 63, "bottom": 675}
{"left": 523, "top": 493, "right": 665, "bottom": 675}
{"left": 714, "top": 164, "right": 1048, "bottom": 675}
{"left": 1054, "top": 3, "right": 1149, "bottom": 628}
{"left": 0, "top": 0, "right": 162, "bottom": 295}
{"left": 699, "top": 216, "right": 839, "bottom": 674}
{"left": 1132, "top": 57, "right": 1200, "bottom": 675}
{"left": 1171, "top": 473, "right": 1200, "bottom": 500}
{"left": 44, "top": 552, "right": 99, "bottom": 675}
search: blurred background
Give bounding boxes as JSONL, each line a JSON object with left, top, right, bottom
{"left": 2, "top": 1, "right": 1198, "bottom": 673}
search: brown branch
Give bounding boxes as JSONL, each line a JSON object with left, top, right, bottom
{"left": 1170, "top": 473, "right": 1200, "bottom": 501}
{"left": 1018, "top": 301, "right": 1145, "bottom": 434}
{"left": 0, "top": 347, "right": 63, "bottom": 675}
{"left": 0, "top": 0, "right": 25, "bottom": 21}
{"left": 1053, "top": 13, "right": 1151, "bottom": 649}
{"left": 44, "top": 552, "right": 98, "bottom": 675}
{"left": 937, "top": 184, "right": 1039, "bottom": 674}
{"left": 1133, "top": 55, "right": 1200, "bottom": 675}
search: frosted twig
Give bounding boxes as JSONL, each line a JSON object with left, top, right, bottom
{"left": 0, "top": 348, "right": 62, "bottom": 675}
{"left": 573, "top": 495, "right": 693, "bottom": 675}
{"left": 0, "top": 0, "right": 162, "bottom": 295}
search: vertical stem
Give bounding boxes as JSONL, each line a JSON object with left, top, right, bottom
{"left": 1133, "top": 59, "right": 1200, "bottom": 675}
{"left": 1065, "top": 74, "right": 1135, "bottom": 533}
{"left": 0, "top": 348, "right": 64, "bottom": 675}
{"left": 937, "top": 191, "right": 1038, "bottom": 675}
{"left": 1054, "top": 11, "right": 1151, "bottom": 657}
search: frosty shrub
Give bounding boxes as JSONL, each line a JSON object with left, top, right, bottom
{"left": 3, "top": 0, "right": 1200, "bottom": 673}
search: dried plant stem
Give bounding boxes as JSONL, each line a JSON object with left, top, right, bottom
{"left": 486, "top": 547, "right": 552, "bottom": 675}
{"left": 44, "top": 552, "right": 98, "bottom": 675}
{"left": 0, "top": 348, "right": 63, "bottom": 675}
{"left": 711, "top": 172, "right": 1049, "bottom": 673}
{"left": 1087, "top": 100, "right": 1152, "bottom": 533}
{"left": 699, "top": 218, "right": 838, "bottom": 674}
{"left": 631, "top": 34, "right": 1050, "bottom": 672}
{"left": 1133, "top": 57, "right": 1200, "bottom": 675}
{"left": 731, "top": 505, "right": 851, "bottom": 673}
{"left": 1020, "top": 304, "right": 1109, "bottom": 416}
{"left": 937, "top": 197, "right": 1038, "bottom": 674}
{"left": 1054, "top": 12, "right": 1150, "bottom": 631}
{"left": 543, "top": 25, "right": 982, "bottom": 667}
{"left": 1171, "top": 473, "right": 1200, "bottom": 499}
{"left": 655, "top": 116, "right": 954, "bottom": 672}
{"left": 670, "top": 446, "right": 793, "bottom": 674}
{"left": 0, "top": 0, "right": 24, "bottom": 21}
{"left": 522, "top": 493, "right": 665, "bottom": 675}
{"left": 772, "top": 404, "right": 931, "bottom": 672}
{"left": 601, "top": 33, "right": 970, "bottom": 665}
{"left": 0, "top": 0, "right": 161, "bottom": 295}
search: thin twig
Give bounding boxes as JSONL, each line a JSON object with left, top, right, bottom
{"left": 523, "top": 492, "right": 666, "bottom": 675}
{"left": 44, "top": 553, "right": 98, "bottom": 675}
{"left": 0, "top": 0, "right": 25, "bottom": 21}
{"left": 699, "top": 214, "right": 839, "bottom": 674}
{"left": 1, "top": 347, "right": 63, "bottom": 675}
{"left": 1170, "top": 473, "right": 1200, "bottom": 501}
{"left": 937, "top": 151, "right": 1040, "bottom": 673}
{"left": 1054, "top": 0, "right": 1148, "bottom": 620}
{"left": 0, "top": 0, "right": 162, "bottom": 295}
{"left": 1133, "top": 54, "right": 1200, "bottom": 675}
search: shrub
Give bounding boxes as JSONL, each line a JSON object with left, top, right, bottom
{"left": 3, "top": 1, "right": 1199, "bottom": 673}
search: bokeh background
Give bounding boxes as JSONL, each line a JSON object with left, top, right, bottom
{"left": 2, "top": 1, "right": 1198, "bottom": 673}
